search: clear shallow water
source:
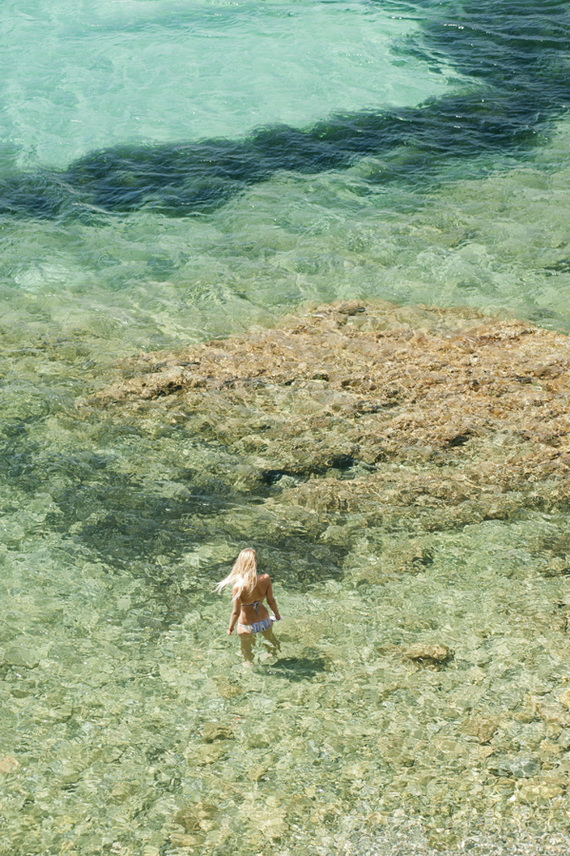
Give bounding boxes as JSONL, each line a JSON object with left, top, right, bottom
{"left": 1, "top": 0, "right": 570, "bottom": 854}
{"left": 0, "top": 0, "right": 456, "bottom": 170}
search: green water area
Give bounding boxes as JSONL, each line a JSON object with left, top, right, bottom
{"left": 2, "top": 226, "right": 570, "bottom": 856}
{"left": 1, "top": 125, "right": 570, "bottom": 856}
{"left": 1, "top": 0, "right": 570, "bottom": 852}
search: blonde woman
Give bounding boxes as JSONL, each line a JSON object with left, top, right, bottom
{"left": 216, "top": 548, "right": 281, "bottom": 663}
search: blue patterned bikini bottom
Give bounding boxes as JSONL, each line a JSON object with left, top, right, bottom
{"left": 238, "top": 617, "right": 272, "bottom": 634}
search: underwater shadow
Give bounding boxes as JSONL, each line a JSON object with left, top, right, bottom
{"left": 265, "top": 656, "right": 328, "bottom": 682}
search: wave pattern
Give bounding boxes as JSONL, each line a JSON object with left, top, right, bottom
{"left": 1, "top": 0, "right": 569, "bottom": 219}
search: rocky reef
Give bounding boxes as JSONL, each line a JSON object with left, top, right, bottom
{"left": 94, "top": 300, "right": 570, "bottom": 537}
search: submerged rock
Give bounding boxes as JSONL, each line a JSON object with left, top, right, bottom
{"left": 460, "top": 715, "right": 499, "bottom": 744}
{"left": 0, "top": 756, "right": 19, "bottom": 774}
{"left": 200, "top": 722, "right": 234, "bottom": 743}
{"left": 91, "top": 300, "right": 570, "bottom": 534}
{"left": 4, "top": 644, "right": 42, "bottom": 669}
{"left": 404, "top": 643, "right": 455, "bottom": 664}
{"left": 488, "top": 754, "right": 541, "bottom": 778}
{"left": 174, "top": 801, "right": 217, "bottom": 833}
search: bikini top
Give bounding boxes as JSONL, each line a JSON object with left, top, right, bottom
{"left": 242, "top": 599, "right": 262, "bottom": 614}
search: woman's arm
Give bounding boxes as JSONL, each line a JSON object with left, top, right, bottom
{"left": 228, "top": 593, "right": 242, "bottom": 635}
{"left": 265, "top": 578, "right": 281, "bottom": 621}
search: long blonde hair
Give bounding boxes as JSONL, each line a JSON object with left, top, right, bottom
{"left": 215, "top": 548, "right": 258, "bottom": 599}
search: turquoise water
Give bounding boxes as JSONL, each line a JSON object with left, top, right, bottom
{"left": 2, "top": 1, "right": 570, "bottom": 854}
{"left": 1, "top": 0, "right": 459, "bottom": 170}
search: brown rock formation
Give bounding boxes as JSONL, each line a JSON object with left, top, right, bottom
{"left": 90, "top": 300, "right": 570, "bottom": 532}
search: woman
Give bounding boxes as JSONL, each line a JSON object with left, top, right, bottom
{"left": 216, "top": 548, "right": 281, "bottom": 663}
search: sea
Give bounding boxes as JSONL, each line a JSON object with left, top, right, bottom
{"left": 1, "top": 1, "right": 570, "bottom": 854}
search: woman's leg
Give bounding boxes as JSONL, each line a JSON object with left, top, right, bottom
{"left": 260, "top": 627, "right": 280, "bottom": 657}
{"left": 239, "top": 632, "right": 255, "bottom": 664}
